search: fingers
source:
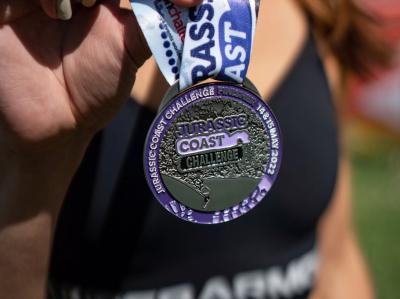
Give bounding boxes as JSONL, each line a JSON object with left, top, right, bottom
{"left": 81, "top": 0, "right": 97, "bottom": 7}
{"left": 39, "top": 0, "right": 97, "bottom": 21}
{"left": 0, "top": 0, "right": 33, "bottom": 24}
{"left": 119, "top": 0, "right": 131, "bottom": 10}
{"left": 2, "top": 0, "right": 200, "bottom": 23}
{"left": 39, "top": 0, "right": 67, "bottom": 20}
{"left": 56, "top": 0, "right": 73, "bottom": 20}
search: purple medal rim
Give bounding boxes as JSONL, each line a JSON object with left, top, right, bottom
{"left": 144, "top": 82, "right": 282, "bottom": 224}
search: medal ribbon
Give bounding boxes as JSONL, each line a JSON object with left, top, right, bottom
{"left": 130, "top": 0, "right": 258, "bottom": 90}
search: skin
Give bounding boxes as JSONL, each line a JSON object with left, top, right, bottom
{"left": 0, "top": 1, "right": 200, "bottom": 298}
{"left": 0, "top": 0, "right": 373, "bottom": 299}
{"left": 133, "top": 0, "right": 375, "bottom": 298}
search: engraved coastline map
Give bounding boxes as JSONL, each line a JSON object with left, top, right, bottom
{"left": 159, "top": 97, "right": 270, "bottom": 212}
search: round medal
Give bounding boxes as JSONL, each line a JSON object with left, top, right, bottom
{"left": 133, "top": 0, "right": 281, "bottom": 224}
{"left": 144, "top": 80, "right": 282, "bottom": 224}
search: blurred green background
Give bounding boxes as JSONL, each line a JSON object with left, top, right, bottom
{"left": 350, "top": 127, "right": 400, "bottom": 299}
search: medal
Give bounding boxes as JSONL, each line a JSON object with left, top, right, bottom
{"left": 131, "top": 0, "right": 282, "bottom": 224}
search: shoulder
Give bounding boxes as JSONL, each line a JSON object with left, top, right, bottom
{"left": 248, "top": 0, "right": 308, "bottom": 99}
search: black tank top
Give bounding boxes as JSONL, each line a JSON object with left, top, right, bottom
{"left": 50, "top": 32, "right": 338, "bottom": 299}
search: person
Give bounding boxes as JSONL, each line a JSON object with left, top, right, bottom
{"left": 0, "top": 0, "right": 391, "bottom": 299}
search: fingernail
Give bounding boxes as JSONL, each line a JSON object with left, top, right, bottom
{"left": 81, "top": 0, "right": 97, "bottom": 8}
{"left": 56, "top": 0, "right": 72, "bottom": 20}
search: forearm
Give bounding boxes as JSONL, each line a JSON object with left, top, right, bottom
{"left": 310, "top": 158, "right": 375, "bottom": 299}
{"left": 311, "top": 230, "right": 375, "bottom": 299}
{"left": 339, "top": 232, "right": 375, "bottom": 299}
{"left": 0, "top": 141, "right": 89, "bottom": 299}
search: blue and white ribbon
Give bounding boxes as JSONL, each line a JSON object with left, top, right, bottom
{"left": 131, "top": 0, "right": 257, "bottom": 90}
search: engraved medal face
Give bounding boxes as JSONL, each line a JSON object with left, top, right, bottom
{"left": 144, "top": 81, "right": 282, "bottom": 224}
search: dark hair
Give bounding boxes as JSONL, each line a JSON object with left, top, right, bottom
{"left": 298, "top": 0, "right": 393, "bottom": 77}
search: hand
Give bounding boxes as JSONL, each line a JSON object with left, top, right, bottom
{"left": 0, "top": 2, "right": 200, "bottom": 298}
{"left": 0, "top": 0, "right": 200, "bottom": 156}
